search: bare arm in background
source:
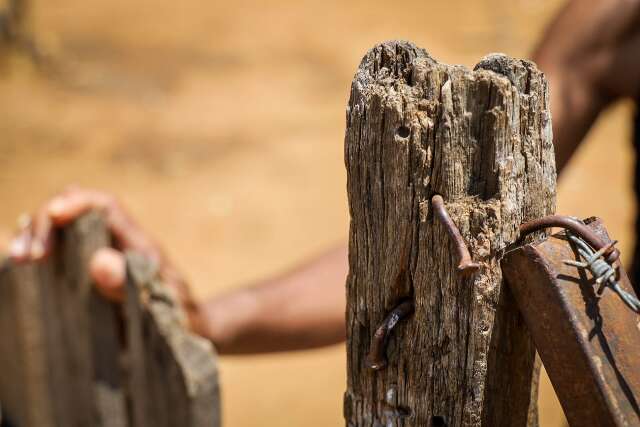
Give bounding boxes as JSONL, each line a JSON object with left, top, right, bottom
{"left": 8, "top": 0, "right": 640, "bottom": 355}
{"left": 8, "top": 188, "right": 347, "bottom": 354}
{"left": 532, "top": 0, "right": 640, "bottom": 172}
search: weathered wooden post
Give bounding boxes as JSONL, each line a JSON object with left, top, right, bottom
{"left": 0, "top": 213, "right": 220, "bottom": 426}
{"left": 0, "top": 212, "right": 122, "bottom": 427}
{"left": 125, "top": 252, "right": 220, "bottom": 427}
{"left": 344, "top": 41, "right": 556, "bottom": 426}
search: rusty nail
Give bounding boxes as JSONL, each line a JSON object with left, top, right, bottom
{"left": 519, "top": 215, "right": 620, "bottom": 265}
{"left": 367, "top": 300, "right": 414, "bottom": 371}
{"left": 431, "top": 195, "right": 480, "bottom": 276}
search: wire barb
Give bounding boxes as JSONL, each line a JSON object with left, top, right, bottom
{"left": 563, "top": 232, "right": 640, "bottom": 313}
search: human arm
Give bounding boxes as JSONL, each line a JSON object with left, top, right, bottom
{"left": 532, "top": 0, "right": 640, "bottom": 173}
{"left": 9, "top": 187, "right": 348, "bottom": 354}
{"left": 192, "top": 245, "right": 347, "bottom": 354}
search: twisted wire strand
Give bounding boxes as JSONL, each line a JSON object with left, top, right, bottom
{"left": 564, "top": 233, "right": 640, "bottom": 313}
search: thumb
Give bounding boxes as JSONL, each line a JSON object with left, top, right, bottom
{"left": 90, "top": 247, "right": 126, "bottom": 302}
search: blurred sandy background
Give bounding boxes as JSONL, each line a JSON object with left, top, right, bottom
{"left": 0, "top": 0, "right": 636, "bottom": 425}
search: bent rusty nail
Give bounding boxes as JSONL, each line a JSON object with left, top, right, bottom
{"left": 431, "top": 195, "right": 480, "bottom": 276}
{"left": 519, "top": 215, "right": 620, "bottom": 264}
{"left": 367, "top": 300, "right": 414, "bottom": 371}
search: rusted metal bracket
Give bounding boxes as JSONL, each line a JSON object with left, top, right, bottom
{"left": 502, "top": 217, "right": 640, "bottom": 426}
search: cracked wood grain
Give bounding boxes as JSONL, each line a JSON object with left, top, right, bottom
{"left": 344, "top": 40, "right": 556, "bottom": 427}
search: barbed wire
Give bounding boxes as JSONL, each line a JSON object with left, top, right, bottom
{"left": 564, "top": 232, "right": 640, "bottom": 313}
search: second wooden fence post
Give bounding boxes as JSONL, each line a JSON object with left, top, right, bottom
{"left": 344, "top": 41, "right": 556, "bottom": 426}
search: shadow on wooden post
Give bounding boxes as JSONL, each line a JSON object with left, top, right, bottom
{"left": 0, "top": 212, "right": 220, "bottom": 427}
{"left": 344, "top": 40, "right": 556, "bottom": 426}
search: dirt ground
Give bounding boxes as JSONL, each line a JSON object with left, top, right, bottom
{"left": 0, "top": 0, "right": 636, "bottom": 425}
